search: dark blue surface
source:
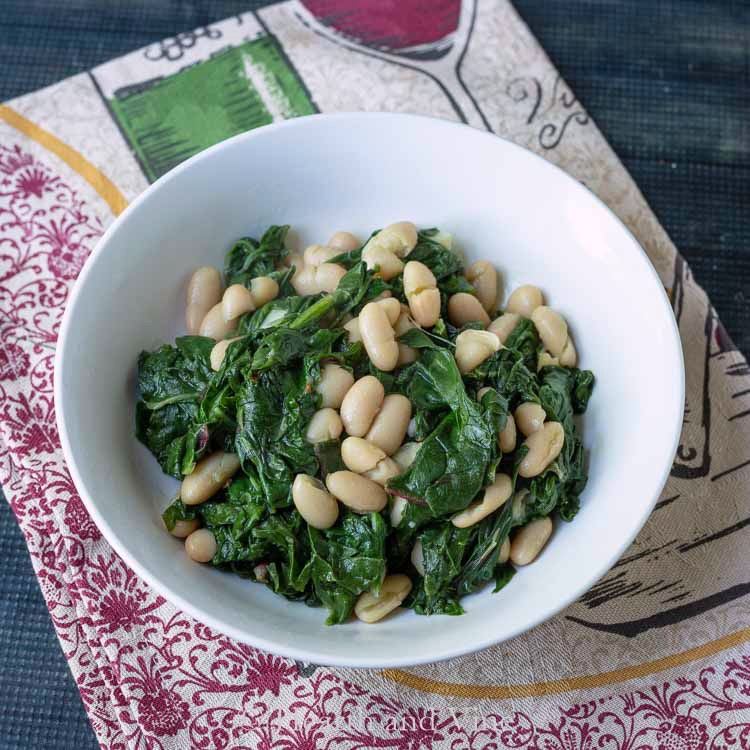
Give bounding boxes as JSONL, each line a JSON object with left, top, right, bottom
{"left": 0, "top": 2, "right": 747, "bottom": 748}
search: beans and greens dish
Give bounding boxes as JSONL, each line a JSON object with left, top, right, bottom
{"left": 135, "top": 222, "right": 595, "bottom": 625}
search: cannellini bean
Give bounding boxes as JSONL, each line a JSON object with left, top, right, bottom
{"left": 293, "top": 263, "right": 347, "bottom": 295}
{"left": 341, "top": 437, "right": 386, "bottom": 473}
{"left": 365, "top": 394, "right": 412, "bottom": 455}
{"left": 168, "top": 518, "right": 200, "bottom": 539}
{"left": 393, "top": 304, "right": 419, "bottom": 365}
{"left": 515, "top": 402, "right": 546, "bottom": 437}
{"left": 448, "top": 292, "right": 491, "bottom": 328}
{"left": 531, "top": 306, "right": 568, "bottom": 357}
{"left": 317, "top": 363, "right": 355, "bottom": 409}
{"left": 181, "top": 452, "right": 241, "bottom": 505}
{"left": 454, "top": 329, "right": 500, "bottom": 374}
{"left": 392, "top": 441, "right": 421, "bottom": 471}
{"left": 466, "top": 260, "right": 499, "bottom": 313}
{"left": 452, "top": 473, "right": 512, "bottom": 528}
{"left": 488, "top": 312, "right": 521, "bottom": 344}
{"left": 498, "top": 537, "right": 511, "bottom": 565}
{"left": 249, "top": 276, "right": 279, "bottom": 307}
{"left": 344, "top": 317, "right": 361, "bottom": 342}
{"left": 537, "top": 350, "right": 559, "bottom": 370}
{"left": 222, "top": 284, "right": 255, "bottom": 321}
{"left": 185, "top": 528, "right": 217, "bottom": 563}
{"left": 340, "top": 376, "right": 385, "bottom": 437}
{"left": 390, "top": 497, "right": 408, "bottom": 527}
{"left": 325, "top": 471, "right": 387, "bottom": 513}
{"left": 254, "top": 563, "right": 269, "bottom": 582}
{"left": 404, "top": 260, "right": 440, "bottom": 328}
{"left": 354, "top": 574, "right": 412, "bottom": 623}
{"left": 510, "top": 517, "right": 553, "bottom": 565}
{"left": 364, "top": 221, "right": 418, "bottom": 258}
{"left": 210, "top": 336, "right": 242, "bottom": 371}
{"left": 285, "top": 252, "right": 305, "bottom": 270}
{"left": 328, "top": 231, "right": 360, "bottom": 253}
{"left": 499, "top": 414, "right": 517, "bottom": 453}
{"left": 359, "top": 301, "right": 399, "bottom": 371}
{"left": 199, "top": 302, "right": 237, "bottom": 340}
{"left": 292, "top": 474, "right": 339, "bottom": 529}
{"left": 507, "top": 284, "right": 544, "bottom": 317}
{"left": 518, "top": 422, "right": 565, "bottom": 478}
{"left": 559, "top": 338, "right": 577, "bottom": 367}
{"left": 306, "top": 408, "right": 344, "bottom": 443}
{"left": 220, "top": 277, "right": 279, "bottom": 324}
{"left": 362, "top": 243, "right": 405, "bottom": 281}
{"left": 186, "top": 267, "right": 222, "bottom": 335}
{"left": 304, "top": 244, "right": 339, "bottom": 266}
{"left": 365, "top": 456, "right": 401, "bottom": 486}
{"left": 377, "top": 297, "right": 401, "bottom": 325}
{"left": 411, "top": 539, "right": 425, "bottom": 576}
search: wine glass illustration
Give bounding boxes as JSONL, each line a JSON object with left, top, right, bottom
{"left": 294, "top": 0, "right": 492, "bottom": 131}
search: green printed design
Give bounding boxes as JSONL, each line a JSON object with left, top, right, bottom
{"left": 109, "top": 37, "right": 316, "bottom": 181}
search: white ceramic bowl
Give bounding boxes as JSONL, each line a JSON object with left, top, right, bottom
{"left": 55, "top": 113, "right": 683, "bottom": 668}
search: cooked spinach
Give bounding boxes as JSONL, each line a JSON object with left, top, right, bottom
{"left": 138, "top": 223, "right": 596, "bottom": 624}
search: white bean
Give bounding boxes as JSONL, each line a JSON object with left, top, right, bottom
{"left": 168, "top": 518, "right": 200, "bottom": 539}
{"left": 488, "top": 312, "right": 521, "bottom": 344}
{"left": 186, "top": 267, "right": 222, "bottom": 335}
{"left": 340, "top": 376, "right": 385, "bottom": 437}
{"left": 390, "top": 497, "right": 408, "bottom": 527}
{"left": 306, "top": 408, "right": 344, "bottom": 443}
{"left": 454, "top": 329, "right": 500, "bottom": 374}
{"left": 185, "top": 528, "right": 217, "bottom": 563}
{"left": 304, "top": 243, "right": 339, "bottom": 266}
{"left": 510, "top": 516, "right": 553, "bottom": 565}
{"left": 293, "top": 263, "right": 347, "bottom": 295}
{"left": 499, "top": 413, "right": 517, "bottom": 453}
{"left": 365, "top": 456, "right": 401, "bottom": 486}
{"left": 210, "top": 336, "right": 242, "bottom": 371}
{"left": 392, "top": 441, "right": 421, "bottom": 471}
{"left": 393, "top": 304, "right": 419, "bottom": 365}
{"left": 507, "top": 285, "right": 544, "bottom": 317}
{"left": 377, "top": 297, "right": 401, "bottom": 325}
{"left": 364, "top": 221, "right": 418, "bottom": 258}
{"left": 448, "top": 292, "right": 490, "bottom": 328}
{"left": 559, "top": 338, "right": 577, "bottom": 367}
{"left": 292, "top": 474, "right": 339, "bottom": 529}
{"left": 531, "top": 306, "right": 568, "bottom": 357}
{"left": 498, "top": 537, "right": 511, "bottom": 565}
{"left": 222, "top": 284, "right": 255, "bottom": 321}
{"left": 326, "top": 471, "right": 387, "bottom": 513}
{"left": 466, "top": 260, "right": 499, "bottom": 312}
{"left": 365, "top": 394, "right": 412, "bottom": 455}
{"left": 411, "top": 539, "right": 425, "bottom": 576}
{"left": 404, "top": 260, "right": 440, "bottom": 328}
{"left": 328, "top": 231, "right": 360, "bottom": 253}
{"left": 199, "top": 302, "right": 237, "bottom": 340}
{"left": 515, "top": 402, "right": 546, "bottom": 437}
{"left": 359, "top": 301, "right": 399, "bottom": 371}
{"left": 537, "top": 350, "right": 559, "bottom": 370}
{"left": 354, "top": 574, "right": 412, "bottom": 623}
{"left": 518, "top": 422, "right": 565, "bottom": 478}
{"left": 452, "top": 473, "right": 512, "bottom": 528}
{"left": 181, "top": 451, "right": 241, "bottom": 505}
{"left": 316, "top": 363, "right": 355, "bottom": 409}
{"left": 341, "top": 437, "right": 386, "bottom": 473}
{"left": 344, "top": 317, "right": 361, "bottom": 343}
{"left": 249, "top": 276, "right": 279, "bottom": 308}
{"left": 362, "top": 243, "right": 404, "bottom": 281}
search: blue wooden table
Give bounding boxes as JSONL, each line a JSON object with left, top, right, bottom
{"left": 0, "top": 2, "right": 747, "bottom": 748}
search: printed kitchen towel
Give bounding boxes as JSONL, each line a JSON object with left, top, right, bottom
{"left": 1, "top": 1, "right": 749, "bottom": 748}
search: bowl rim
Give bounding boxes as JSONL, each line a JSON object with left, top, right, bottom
{"left": 54, "top": 111, "right": 685, "bottom": 668}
